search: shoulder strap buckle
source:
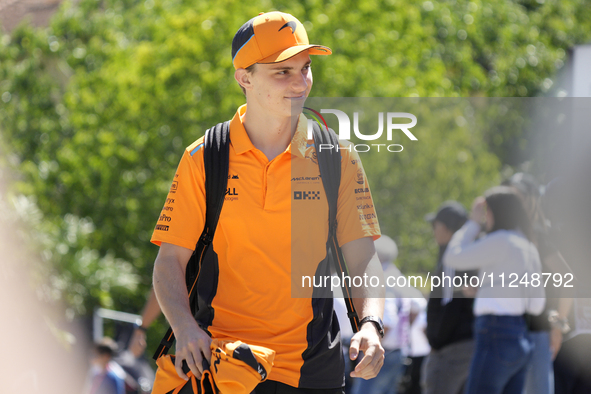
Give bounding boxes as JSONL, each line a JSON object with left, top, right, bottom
{"left": 199, "top": 231, "right": 213, "bottom": 245}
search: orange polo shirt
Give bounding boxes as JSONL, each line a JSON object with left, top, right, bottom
{"left": 151, "top": 105, "right": 380, "bottom": 388}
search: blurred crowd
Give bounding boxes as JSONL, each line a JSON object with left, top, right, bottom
{"left": 85, "top": 172, "right": 591, "bottom": 394}
{"left": 336, "top": 172, "right": 591, "bottom": 394}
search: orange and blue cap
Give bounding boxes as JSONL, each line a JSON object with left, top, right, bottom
{"left": 232, "top": 11, "right": 332, "bottom": 70}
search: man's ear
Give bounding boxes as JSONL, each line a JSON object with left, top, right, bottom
{"left": 235, "top": 68, "right": 252, "bottom": 91}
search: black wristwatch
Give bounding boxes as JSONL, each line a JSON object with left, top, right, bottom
{"left": 359, "top": 316, "right": 385, "bottom": 338}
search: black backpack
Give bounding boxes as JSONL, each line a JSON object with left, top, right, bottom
{"left": 154, "top": 121, "right": 360, "bottom": 360}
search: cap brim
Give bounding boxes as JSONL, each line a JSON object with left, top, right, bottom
{"left": 258, "top": 44, "right": 332, "bottom": 64}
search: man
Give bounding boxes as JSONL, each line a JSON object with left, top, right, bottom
{"left": 151, "top": 11, "right": 384, "bottom": 393}
{"left": 85, "top": 338, "right": 125, "bottom": 394}
{"left": 421, "top": 201, "right": 474, "bottom": 394}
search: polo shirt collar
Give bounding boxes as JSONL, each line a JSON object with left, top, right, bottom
{"left": 230, "top": 104, "right": 311, "bottom": 158}
{"left": 230, "top": 105, "right": 256, "bottom": 155}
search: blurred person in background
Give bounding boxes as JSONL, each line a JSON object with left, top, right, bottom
{"left": 127, "top": 289, "right": 160, "bottom": 359}
{"left": 422, "top": 201, "right": 474, "bottom": 394}
{"left": 503, "top": 173, "right": 573, "bottom": 394}
{"left": 85, "top": 338, "right": 125, "bottom": 394}
{"left": 112, "top": 321, "right": 156, "bottom": 394}
{"left": 93, "top": 289, "right": 159, "bottom": 393}
{"left": 444, "top": 187, "right": 545, "bottom": 394}
{"left": 351, "top": 235, "right": 404, "bottom": 394}
{"left": 398, "top": 296, "right": 430, "bottom": 394}
{"left": 542, "top": 177, "right": 591, "bottom": 394}
{"left": 0, "top": 181, "right": 89, "bottom": 394}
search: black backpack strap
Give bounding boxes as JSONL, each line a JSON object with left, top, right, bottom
{"left": 153, "top": 121, "right": 231, "bottom": 360}
{"left": 187, "top": 121, "right": 231, "bottom": 304}
{"left": 312, "top": 122, "right": 360, "bottom": 333}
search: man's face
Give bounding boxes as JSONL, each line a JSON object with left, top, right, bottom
{"left": 433, "top": 220, "right": 453, "bottom": 246}
{"left": 246, "top": 50, "right": 313, "bottom": 118}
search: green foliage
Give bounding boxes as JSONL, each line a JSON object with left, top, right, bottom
{"left": 1, "top": 193, "right": 139, "bottom": 315}
{"left": 1, "top": 0, "right": 591, "bottom": 323}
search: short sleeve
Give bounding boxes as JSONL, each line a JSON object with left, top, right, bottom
{"left": 150, "top": 144, "right": 206, "bottom": 250}
{"left": 336, "top": 143, "right": 381, "bottom": 246}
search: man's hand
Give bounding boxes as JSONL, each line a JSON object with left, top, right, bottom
{"left": 153, "top": 242, "right": 211, "bottom": 380}
{"left": 349, "top": 323, "right": 385, "bottom": 379}
{"left": 341, "top": 237, "right": 385, "bottom": 379}
{"left": 174, "top": 322, "right": 212, "bottom": 380}
{"left": 128, "top": 327, "right": 147, "bottom": 358}
{"left": 469, "top": 196, "right": 487, "bottom": 225}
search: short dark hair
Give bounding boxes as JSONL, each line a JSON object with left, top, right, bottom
{"left": 484, "top": 186, "right": 533, "bottom": 241}
{"left": 427, "top": 201, "right": 468, "bottom": 233}
{"left": 95, "top": 337, "right": 118, "bottom": 358}
{"left": 238, "top": 63, "right": 257, "bottom": 96}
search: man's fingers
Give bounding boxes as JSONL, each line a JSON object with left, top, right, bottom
{"left": 351, "top": 352, "right": 384, "bottom": 379}
{"left": 175, "top": 353, "right": 190, "bottom": 381}
{"left": 350, "top": 342, "right": 385, "bottom": 379}
{"left": 175, "top": 347, "right": 205, "bottom": 381}
{"left": 352, "top": 349, "right": 380, "bottom": 377}
{"left": 187, "top": 346, "right": 204, "bottom": 380}
{"left": 349, "top": 336, "right": 361, "bottom": 360}
{"left": 202, "top": 341, "right": 212, "bottom": 365}
{"left": 173, "top": 327, "right": 213, "bottom": 381}
{"left": 354, "top": 346, "right": 374, "bottom": 372}
{"left": 369, "top": 348, "right": 385, "bottom": 374}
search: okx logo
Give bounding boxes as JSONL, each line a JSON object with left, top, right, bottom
{"left": 294, "top": 191, "right": 321, "bottom": 200}
{"left": 304, "top": 107, "right": 417, "bottom": 153}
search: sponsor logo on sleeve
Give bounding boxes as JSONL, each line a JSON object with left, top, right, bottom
{"left": 355, "top": 187, "right": 370, "bottom": 194}
{"left": 169, "top": 181, "right": 178, "bottom": 193}
{"left": 356, "top": 169, "right": 365, "bottom": 185}
{"left": 155, "top": 225, "right": 169, "bottom": 231}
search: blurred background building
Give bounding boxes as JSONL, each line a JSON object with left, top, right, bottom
{"left": 552, "top": 44, "right": 591, "bottom": 97}
{"left": 0, "top": 0, "right": 62, "bottom": 32}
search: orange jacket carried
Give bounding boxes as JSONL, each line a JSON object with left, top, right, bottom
{"left": 153, "top": 339, "right": 275, "bottom": 394}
